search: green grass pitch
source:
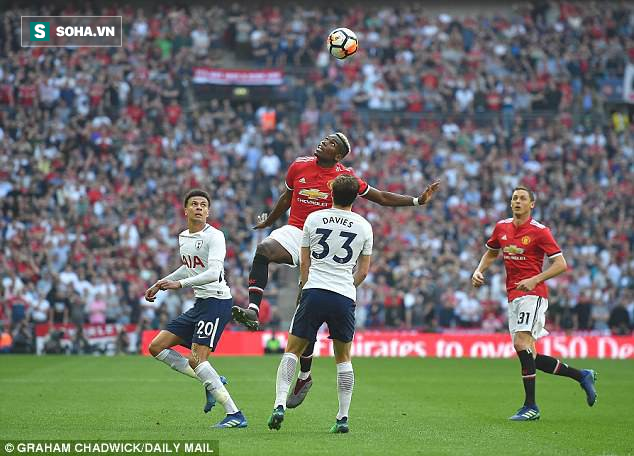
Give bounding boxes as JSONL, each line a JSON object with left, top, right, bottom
{"left": 1, "top": 356, "right": 632, "bottom": 455}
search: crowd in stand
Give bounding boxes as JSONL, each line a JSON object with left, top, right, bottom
{"left": 1, "top": 2, "right": 633, "bottom": 353}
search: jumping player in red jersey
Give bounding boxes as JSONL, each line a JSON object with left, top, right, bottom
{"left": 232, "top": 132, "right": 440, "bottom": 407}
{"left": 472, "top": 186, "right": 597, "bottom": 421}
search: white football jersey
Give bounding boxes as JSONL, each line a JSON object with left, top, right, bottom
{"left": 177, "top": 224, "right": 232, "bottom": 299}
{"left": 301, "top": 208, "right": 373, "bottom": 301}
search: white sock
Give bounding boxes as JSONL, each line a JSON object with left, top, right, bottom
{"left": 336, "top": 361, "right": 354, "bottom": 420}
{"left": 194, "top": 361, "right": 239, "bottom": 415}
{"left": 275, "top": 353, "right": 298, "bottom": 409}
{"left": 155, "top": 349, "right": 197, "bottom": 379}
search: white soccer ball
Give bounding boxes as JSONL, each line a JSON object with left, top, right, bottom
{"left": 327, "top": 28, "right": 358, "bottom": 60}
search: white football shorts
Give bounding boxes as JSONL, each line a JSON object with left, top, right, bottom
{"left": 508, "top": 295, "right": 549, "bottom": 340}
{"left": 268, "top": 224, "right": 303, "bottom": 267}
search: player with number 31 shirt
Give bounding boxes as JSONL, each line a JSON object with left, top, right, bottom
{"left": 472, "top": 186, "right": 597, "bottom": 422}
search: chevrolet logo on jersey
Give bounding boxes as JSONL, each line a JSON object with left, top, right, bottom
{"left": 503, "top": 245, "right": 525, "bottom": 255}
{"left": 298, "top": 189, "right": 329, "bottom": 200}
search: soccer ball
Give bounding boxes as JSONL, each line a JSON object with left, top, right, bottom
{"left": 327, "top": 28, "right": 358, "bottom": 59}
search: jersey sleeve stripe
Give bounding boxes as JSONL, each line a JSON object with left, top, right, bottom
{"left": 485, "top": 243, "right": 500, "bottom": 251}
{"left": 547, "top": 251, "right": 563, "bottom": 259}
{"left": 359, "top": 184, "right": 371, "bottom": 196}
{"left": 285, "top": 182, "right": 293, "bottom": 191}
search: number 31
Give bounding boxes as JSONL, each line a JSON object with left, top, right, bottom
{"left": 517, "top": 312, "right": 530, "bottom": 325}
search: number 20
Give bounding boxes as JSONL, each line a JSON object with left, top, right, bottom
{"left": 196, "top": 318, "right": 220, "bottom": 346}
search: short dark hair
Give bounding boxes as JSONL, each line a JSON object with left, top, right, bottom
{"left": 512, "top": 185, "right": 535, "bottom": 202}
{"left": 183, "top": 189, "right": 211, "bottom": 207}
{"left": 331, "top": 175, "right": 359, "bottom": 207}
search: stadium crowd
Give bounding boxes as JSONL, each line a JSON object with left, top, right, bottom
{"left": 1, "top": 2, "right": 633, "bottom": 353}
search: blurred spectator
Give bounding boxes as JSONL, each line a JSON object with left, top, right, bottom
{"left": 591, "top": 302, "right": 610, "bottom": 332}
{"left": 267, "top": 305, "right": 282, "bottom": 330}
{"left": 0, "top": 323, "right": 12, "bottom": 353}
{"left": 481, "top": 311, "right": 504, "bottom": 333}
{"left": 365, "top": 302, "right": 384, "bottom": 328}
{"left": 88, "top": 293, "right": 107, "bottom": 325}
{"left": 11, "top": 321, "right": 34, "bottom": 353}
{"left": 438, "top": 290, "right": 457, "bottom": 328}
{"left": 48, "top": 288, "right": 70, "bottom": 324}
{"left": 402, "top": 290, "right": 417, "bottom": 329}
{"left": 259, "top": 148, "right": 282, "bottom": 179}
{"left": 134, "top": 319, "right": 151, "bottom": 354}
{"left": 43, "top": 329, "right": 64, "bottom": 355}
{"left": 68, "top": 293, "right": 86, "bottom": 327}
{"left": 608, "top": 301, "right": 631, "bottom": 336}
{"left": 264, "top": 331, "right": 284, "bottom": 354}
{"left": 455, "top": 289, "right": 482, "bottom": 328}
{"left": 30, "top": 291, "right": 50, "bottom": 324}
{"left": 575, "top": 292, "right": 593, "bottom": 331}
{"left": 115, "top": 328, "right": 130, "bottom": 355}
{"left": 71, "top": 327, "right": 93, "bottom": 355}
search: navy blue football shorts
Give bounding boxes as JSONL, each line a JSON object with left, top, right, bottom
{"left": 165, "top": 297, "right": 232, "bottom": 351}
{"left": 290, "top": 288, "right": 356, "bottom": 343}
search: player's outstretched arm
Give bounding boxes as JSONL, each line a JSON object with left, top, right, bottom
{"left": 144, "top": 284, "right": 161, "bottom": 302}
{"left": 253, "top": 189, "right": 293, "bottom": 229}
{"left": 159, "top": 261, "right": 224, "bottom": 290}
{"left": 363, "top": 181, "right": 440, "bottom": 207}
{"left": 472, "top": 249, "right": 499, "bottom": 288}
{"left": 145, "top": 265, "right": 189, "bottom": 300}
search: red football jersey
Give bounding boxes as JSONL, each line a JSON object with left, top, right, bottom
{"left": 18, "top": 84, "right": 36, "bottom": 106}
{"left": 285, "top": 156, "right": 369, "bottom": 229}
{"left": 486, "top": 217, "right": 563, "bottom": 301}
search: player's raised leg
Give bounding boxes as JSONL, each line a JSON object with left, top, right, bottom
{"left": 233, "top": 238, "right": 294, "bottom": 331}
{"left": 191, "top": 343, "right": 247, "bottom": 429}
{"left": 286, "top": 341, "right": 314, "bottom": 408}
{"left": 268, "top": 334, "right": 309, "bottom": 430}
{"left": 149, "top": 330, "right": 197, "bottom": 378}
{"left": 149, "top": 330, "right": 224, "bottom": 413}
{"left": 331, "top": 339, "right": 354, "bottom": 434}
{"left": 535, "top": 354, "right": 597, "bottom": 406}
{"left": 509, "top": 331, "right": 540, "bottom": 421}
